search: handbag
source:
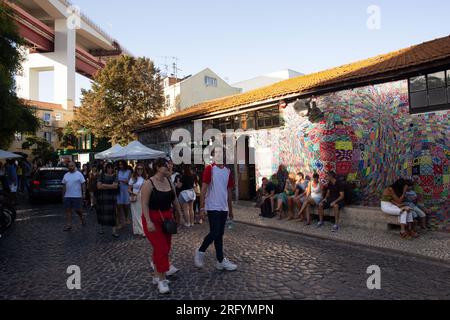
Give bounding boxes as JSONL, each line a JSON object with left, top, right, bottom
{"left": 129, "top": 178, "right": 143, "bottom": 203}
{"left": 129, "top": 193, "right": 138, "bottom": 203}
{"left": 160, "top": 210, "right": 177, "bottom": 235}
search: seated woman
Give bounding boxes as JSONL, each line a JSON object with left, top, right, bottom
{"left": 296, "top": 173, "right": 323, "bottom": 225}
{"left": 292, "top": 173, "right": 309, "bottom": 220}
{"left": 381, "top": 179, "right": 418, "bottom": 239}
{"left": 274, "top": 173, "right": 296, "bottom": 219}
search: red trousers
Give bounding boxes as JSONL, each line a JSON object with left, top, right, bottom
{"left": 142, "top": 209, "right": 173, "bottom": 274}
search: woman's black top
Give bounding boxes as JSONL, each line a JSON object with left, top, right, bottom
{"left": 148, "top": 178, "right": 175, "bottom": 211}
{"left": 180, "top": 175, "right": 194, "bottom": 191}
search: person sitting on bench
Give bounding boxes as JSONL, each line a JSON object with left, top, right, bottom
{"left": 381, "top": 178, "right": 418, "bottom": 239}
{"left": 317, "top": 171, "right": 345, "bottom": 232}
{"left": 260, "top": 178, "right": 276, "bottom": 218}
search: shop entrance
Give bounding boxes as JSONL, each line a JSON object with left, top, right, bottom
{"left": 236, "top": 136, "right": 256, "bottom": 201}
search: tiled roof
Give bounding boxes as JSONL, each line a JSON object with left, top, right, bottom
{"left": 138, "top": 35, "right": 450, "bottom": 130}
{"left": 23, "top": 100, "right": 66, "bottom": 111}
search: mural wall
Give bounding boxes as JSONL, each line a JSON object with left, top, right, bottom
{"left": 249, "top": 80, "right": 450, "bottom": 231}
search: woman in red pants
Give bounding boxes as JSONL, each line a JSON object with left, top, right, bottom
{"left": 141, "top": 158, "right": 182, "bottom": 294}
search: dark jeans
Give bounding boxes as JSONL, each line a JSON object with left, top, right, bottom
{"left": 199, "top": 211, "right": 228, "bottom": 263}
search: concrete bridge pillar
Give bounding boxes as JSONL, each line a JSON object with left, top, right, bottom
{"left": 16, "top": 18, "right": 76, "bottom": 110}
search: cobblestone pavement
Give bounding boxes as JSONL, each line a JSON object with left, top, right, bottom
{"left": 1, "top": 202, "right": 450, "bottom": 300}
{"left": 233, "top": 204, "right": 450, "bottom": 263}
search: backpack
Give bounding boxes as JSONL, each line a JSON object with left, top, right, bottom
{"left": 343, "top": 182, "right": 356, "bottom": 205}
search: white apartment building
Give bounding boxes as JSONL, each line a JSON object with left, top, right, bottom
{"left": 162, "top": 68, "right": 241, "bottom": 116}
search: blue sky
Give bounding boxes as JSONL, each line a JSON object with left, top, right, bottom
{"left": 38, "top": 0, "right": 450, "bottom": 105}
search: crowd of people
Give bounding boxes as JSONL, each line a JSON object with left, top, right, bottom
{"left": 61, "top": 158, "right": 205, "bottom": 237}
{"left": 0, "top": 158, "right": 34, "bottom": 205}
{"left": 257, "top": 165, "right": 346, "bottom": 232}
{"left": 258, "top": 165, "right": 431, "bottom": 238}
{"left": 60, "top": 152, "right": 238, "bottom": 295}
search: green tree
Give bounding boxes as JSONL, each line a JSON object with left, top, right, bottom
{"left": 0, "top": 2, "right": 40, "bottom": 149}
{"left": 58, "top": 122, "right": 78, "bottom": 149}
{"left": 73, "top": 55, "right": 164, "bottom": 145}
{"left": 22, "top": 136, "right": 58, "bottom": 164}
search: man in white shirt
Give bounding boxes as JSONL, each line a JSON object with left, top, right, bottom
{"left": 62, "top": 162, "right": 86, "bottom": 232}
{"left": 194, "top": 148, "right": 237, "bottom": 271}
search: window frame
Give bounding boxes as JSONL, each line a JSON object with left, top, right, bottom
{"left": 408, "top": 69, "right": 450, "bottom": 114}
{"left": 204, "top": 76, "right": 218, "bottom": 88}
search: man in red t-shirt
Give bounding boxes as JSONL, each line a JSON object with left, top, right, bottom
{"left": 194, "top": 148, "right": 237, "bottom": 271}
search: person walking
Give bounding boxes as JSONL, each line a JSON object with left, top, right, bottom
{"left": 62, "top": 162, "right": 86, "bottom": 232}
{"left": 5, "top": 159, "right": 18, "bottom": 205}
{"left": 128, "top": 163, "right": 146, "bottom": 236}
{"left": 141, "top": 158, "right": 183, "bottom": 294}
{"left": 193, "top": 175, "right": 202, "bottom": 224}
{"left": 179, "top": 165, "right": 196, "bottom": 227}
{"left": 87, "top": 166, "right": 98, "bottom": 210}
{"left": 194, "top": 148, "right": 237, "bottom": 272}
{"left": 117, "top": 160, "right": 132, "bottom": 227}
{"left": 96, "top": 163, "right": 120, "bottom": 238}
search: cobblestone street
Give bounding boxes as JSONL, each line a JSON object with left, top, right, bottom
{"left": 1, "top": 202, "right": 449, "bottom": 300}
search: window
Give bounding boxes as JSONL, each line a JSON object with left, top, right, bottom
{"left": 256, "top": 107, "right": 282, "bottom": 130}
{"left": 409, "top": 69, "right": 450, "bottom": 113}
{"left": 204, "top": 76, "right": 217, "bottom": 87}
{"left": 55, "top": 113, "right": 62, "bottom": 121}
{"left": 165, "top": 95, "right": 171, "bottom": 108}
{"left": 44, "top": 132, "right": 52, "bottom": 143}
{"left": 43, "top": 113, "right": 51, "bottom": 122}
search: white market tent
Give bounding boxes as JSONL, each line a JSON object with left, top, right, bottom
{"left": 0, "top": 150, "right": 23, "bottom": 159}
{"left": 109, "top": 141, "right": 166, "bottom": 160}
{"left": 94, "top": 144, "right": 124, "bottom": 160}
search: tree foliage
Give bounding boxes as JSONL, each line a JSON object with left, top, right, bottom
{"left": 58, "top": 122, "right": 78, "bottom": 149}
{"left": 22, "top": 136, "right": 58, "bottom": 164}
{"left": 73, "top": 55, "right": 164, "bottom": 146}
{"left": 0, "top": 2, "right": 40, "bottom": 149}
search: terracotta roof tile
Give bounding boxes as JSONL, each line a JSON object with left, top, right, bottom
{"left": 139, "top": 35, "right": 450, "bottom": 130}
{"left": 23, "top": 99, "right": 65, "bottom": 111}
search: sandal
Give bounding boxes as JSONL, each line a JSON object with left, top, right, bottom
{"left": 409, "top": 231, "right": 420, "bottom": 238}
{"left": 63, "top": 226, "right": 72, "bottom": 232}
{"left": 400, "top": 232, "right": 411, "bottom": 240}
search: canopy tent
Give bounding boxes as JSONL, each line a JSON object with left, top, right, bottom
{"left": 109, "top": 141, "right": 166, "bottom": 160}
{"left": 0, "top": 150, "right": 23, "bottom": 160}
{"left": 94, "top": 144, "right": 124, "bottom": 160}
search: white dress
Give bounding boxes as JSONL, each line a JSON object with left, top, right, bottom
{"left": 129, "top": 177, "right": 145, "bottom": 235}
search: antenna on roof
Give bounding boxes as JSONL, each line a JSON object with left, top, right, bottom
{"left": 171, "top": 57, "right": 182, "bottom": 79}
{"left": 156, "top": 56, "right": 181, "bottom": 79}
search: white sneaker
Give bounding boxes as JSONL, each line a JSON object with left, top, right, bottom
{"left": 194, "top": 250, "right": 205, "bottom": 268}
{"left": 166, "top": 265, "right": 180, "bottom": 276}
{"left": 216, "top": 258, "right": 237, "bottom": 271}
{"left": 151, "top": 262, "right": 179, "bottom": 276}
{"left": 184, "top": 223, "right": 190, "bottom": 227}
{"left": 157, "top": 279, "right": 170, "bottom": 294}
{"left": 153, "top": 277, "right": 170, "bottom": 285}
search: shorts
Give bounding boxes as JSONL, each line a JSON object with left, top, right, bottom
{"left": 311, "top": 196, "right": 323, "bottom": 205}
{"left": 64, "top": 197, "right": 83, "bottom": 210}
{"left": 322, "top": 198, "right": 344, "bottom": 210}
{"left": 179, "top": 189, "right": 196, "bottom": 204}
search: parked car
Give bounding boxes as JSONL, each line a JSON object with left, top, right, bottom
{"left": 29, "top": 167, "right": 68, "bottom": 203}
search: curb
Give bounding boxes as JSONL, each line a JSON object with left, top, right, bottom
{"left": 233, "top": 219, "right": 450, "bottom": 267}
